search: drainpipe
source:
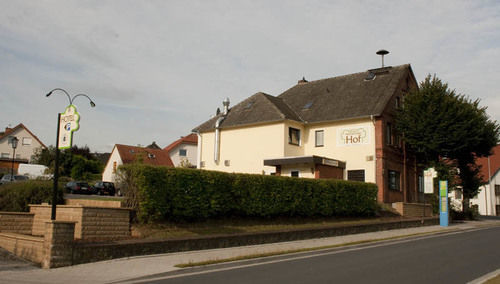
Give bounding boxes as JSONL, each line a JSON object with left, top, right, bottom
{"left": 194, "top": 131, "right": 202, "bottom": 169}
{"left": 214, "top": 116, "right": 225, "bottom": 164}
{"left": 486, "top": 156, "right": 491, "bottom": 215}
{"left": 214, "top": 98, "right": 230, "bottom": 164}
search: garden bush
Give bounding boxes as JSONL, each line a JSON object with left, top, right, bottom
{"left": 0, "top": 180, "right": 64, "bottom": 212}
{"left": 118, "top": 164, "right": 378, "bottom": 222}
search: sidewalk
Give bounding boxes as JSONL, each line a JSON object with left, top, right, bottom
{"left": 1, "top": 219, "right": 499, "bottom": 284}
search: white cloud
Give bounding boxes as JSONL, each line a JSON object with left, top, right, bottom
{"left": 0, "top": 0, "right": 499, "bottom": 152}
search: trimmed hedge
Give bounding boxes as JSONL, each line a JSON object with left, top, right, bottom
{"left": 0, "top": 180, "right": 64, "bottom": 212}
{"left": 119, "top": 165, "right": 378, "bottom": 222}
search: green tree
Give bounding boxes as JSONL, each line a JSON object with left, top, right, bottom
{"left": 396, "top": 75, "right": 499, "bottom": 211}
{"left": 32, "top": 145, "right": 104, "bottom": 179}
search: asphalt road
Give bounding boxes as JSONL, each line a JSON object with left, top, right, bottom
{"left": 134, "top": 226, "right": 500, "bottom": 284}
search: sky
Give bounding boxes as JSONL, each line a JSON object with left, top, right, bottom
{"left": 1, "top": 1, "right": 499, "bottom": 153}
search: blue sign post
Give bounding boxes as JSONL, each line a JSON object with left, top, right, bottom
{"left": 439, "top": 180, "right": 449, "bottom": 227}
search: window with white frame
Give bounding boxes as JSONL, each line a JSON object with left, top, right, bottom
{"left": 1, "top": 153, "right": 9, "bottom": 158}
{"left": 179, "top": 149, "right": 187, "bottom": 156}
{"left": 315, "top": 130, "right": 324, "bottom": 147}
{"left": 291, "top": 170, "right": 299, "bottom": 177}
{"left": 22, "top": 137, "right": 32, "bottom": 145}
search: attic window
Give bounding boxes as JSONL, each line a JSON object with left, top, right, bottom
{"left": 364, "top": 72, "right": 376, "bottom": 81}
{"left": 148, "top": 153, "right": 156, "bottom": 159}
{"left": 245, "top": 101, "right": 254, "bottom": 109}
{"left": 129, "top": 149, "right": 134, "bottom": 153}
{"left": 303, "top": 102, "right": 313, "bottom": 109}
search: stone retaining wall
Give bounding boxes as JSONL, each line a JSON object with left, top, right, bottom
{"left": 0, "top": 232, "right": 44, "bottom": 264}
{"left": 0, "top": 212, "right": 34, "bottom": 235}
{"left": 29, "top": 204, "right": 131, "bottom": 241}
{"left": 65, "top": 199, "right": 123, "bottom": 208}
{"left": 72, "top": 217, "right": 439, "bottom": 265}
{"left": 392, "top": 202, "right": 433, "bottom": 217}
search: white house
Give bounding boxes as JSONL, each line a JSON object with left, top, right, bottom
{"left": 470, "top": 145, "right": 500, "bottom": 216}
{"left": 102, "top": 144, "right": 174, "bottom": 183}
{"left": 163, "top": 134, "right": 198, "bottom": 167}
{"left": 0, "top": 124, "right": 46, "bottom": 174}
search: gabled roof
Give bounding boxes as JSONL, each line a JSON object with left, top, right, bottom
{"left": 193, "top": 64, "right": 414, "bottom": 132}
{"left": 146, "top": 141, "right": 161, "bottom": 149}
{"left": 114, "top": 144, "right": 174, "bottom": 167}
{"left": 0, "top": 123, "right": 47, "bottom": 148}
{"left": 193, "top": 92, "right": 302, "bottom": 132}
{"left": 163, "top": 134, "right": 198, "bottom": 153}
{"left": 278, "top": 64, "right": 411, "bottom": 123}
{"left": 476, "top": 145, "right": 500, "bottom": 182}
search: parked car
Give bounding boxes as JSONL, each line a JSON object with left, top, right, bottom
{"left": 65, "top": 181, "right": 93, "bottom": 194}
{"left": 92, "top": 181, "right": 116, "bottom": 196}
{"left": 0, "top": 174, "right": 29, "bottom": 185}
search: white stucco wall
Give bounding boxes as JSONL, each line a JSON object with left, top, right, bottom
{"left": 470, "top": 173, "right": 499, "bottom": 216}
{"left": 303, "top": 119, "right": 376, "bottom": 182}
{"left": 199, "top": 118, "right": 376, "bottom": 180}
{"left": 0, "top": 128, "right": 44, "bottom": 162}
{"left": 102, "top": 147, "right": 123, "bottom": 183}
{"left": 168, "top": 143, "right": 197, "bottom": 167}
{"left": 200, "top": 123, "right": 285, "bottom": 174}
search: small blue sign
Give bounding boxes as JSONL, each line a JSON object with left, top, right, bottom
{"left": 439, "top": 180, "right": 448, "bottom": 227}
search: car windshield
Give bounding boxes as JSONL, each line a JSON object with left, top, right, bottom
{"left": 76, "top": 182, "right": 89, "bottom": 187}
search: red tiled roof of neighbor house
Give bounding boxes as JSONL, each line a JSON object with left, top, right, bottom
{"left": 115, "top": 144, "right": 174, "bottom": 167}
{"left": 163, "top": 134, "right": 198, "bottom": 153}
{"left": 476, "top": 145, "right": 500, "bottom": 182}
{"left": 0, "top": 123, "right": 47, "bottom": 148}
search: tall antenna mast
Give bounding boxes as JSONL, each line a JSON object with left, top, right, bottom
{"left": 376, "top": 49, "right": 389, "bottom": 67}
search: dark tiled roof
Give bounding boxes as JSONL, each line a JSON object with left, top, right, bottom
{"left": 163, "top": 133, "right": 198, "bottom": 153}
{"left": 278, "top": 65, "right": 411, "bottom": 123}
{"left": 193, "top": 92, "right": 302, "bottom": 132}
{"left": 193, "top": 64, "right": 413, "bottom": 132}
{"left": 114, "top": 144, "right": 174, "bottom": 167}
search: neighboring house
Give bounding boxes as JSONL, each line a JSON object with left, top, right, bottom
{"left": 102, "top": 144, "right": 174, "bottom": 183}
{"left": 193, "top": 64, "right": 421, "bottom": 204}
{"left": 0, "top": 124, "right": 46, "bottom": 174}
{"left": 163, "top": 134, "right": 198, "bottom": 167}
{"left": 468, "top": 145, "right": 500, "bottom": 216}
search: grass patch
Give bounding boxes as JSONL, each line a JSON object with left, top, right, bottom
{"left": 174, "top": 230, "right": 446, "bottom": 268}
{"left": 131, "top": 214, "right": 404, "bottom": 240}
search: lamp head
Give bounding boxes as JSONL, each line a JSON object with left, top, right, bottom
{"left": 90, "top": 101, "right": 96, "bottom": 108}
{"left": 45, "top": 91, "right": 53, "bottom": 97}
{"left": 11, "top": 136, "right": 18, "bottom": 149}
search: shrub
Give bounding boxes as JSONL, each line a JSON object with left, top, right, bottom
{"left": 118, "top": 165, "right": 378, "bottom": 222}
{"left": 0, "top": 180, "right": 64, "bottom": 212}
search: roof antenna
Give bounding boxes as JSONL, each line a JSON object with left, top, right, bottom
{"left": 376, "top": 49, "right": 389, "bottom": 68}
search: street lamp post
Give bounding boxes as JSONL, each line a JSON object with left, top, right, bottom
{"left": 10, "top": 136, "right": 18, "bottom": 181}
{"left": 46, "top": 88, "right": 95, "bottom": 220}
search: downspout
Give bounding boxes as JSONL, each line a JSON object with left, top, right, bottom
{"left": 214, "top": 97, "right": 230, "bottom": 165}
{"left": 214, "top": 116, "right": 225, "bottom": 164}
{"left": 194, "top": 131, "right": 202, "bottom": 169}
{"left": 486, "top": 156, "right": 491, "bottom": 215}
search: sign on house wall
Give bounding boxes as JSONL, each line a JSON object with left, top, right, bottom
{"left": 337, "top": 127, "right": 370, "bottom": 146}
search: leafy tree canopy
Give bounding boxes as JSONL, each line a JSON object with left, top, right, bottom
{"left": 396, "top": 75, "right": 499, "bottom": 206}
{"left": 396, "top": 75, "right": 499, "bottom": 166}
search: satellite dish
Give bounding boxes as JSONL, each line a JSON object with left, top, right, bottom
{"left": 376, "top": 49, "right": 389, "bottom": 67}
